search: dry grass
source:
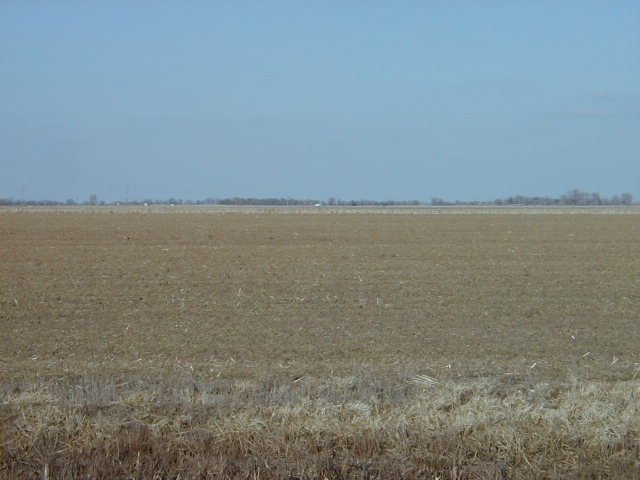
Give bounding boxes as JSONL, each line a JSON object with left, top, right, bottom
{"left": 2, "top": 374, "right": 640, "bottom": 479}
{"left": 1, "top": 208, "right": 640, "bottom": 478}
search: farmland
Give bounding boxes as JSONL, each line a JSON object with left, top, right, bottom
{"left": 2, "top": 207, "right": 640, "bottom": 478}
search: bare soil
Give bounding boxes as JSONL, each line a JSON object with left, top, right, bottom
{"left": 1, "top": 208, "right": 639, "bottom": 478}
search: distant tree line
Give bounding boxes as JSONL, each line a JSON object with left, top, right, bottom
{"left": 0, "top": 189, "right": 634, "bottom": 207}
{"left": 432, "top": 189, "right": 634, "bottom": 206}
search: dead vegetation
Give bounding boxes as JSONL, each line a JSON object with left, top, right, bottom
{"left": 1, "top": 209, "right": 640, "bottom": 478}
{"left": 2, "top": 374, "right": 640, "bottom": 479}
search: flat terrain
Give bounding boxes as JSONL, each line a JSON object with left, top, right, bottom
{"left": 1, "top": 207, "right": 639, "bottom": 478}
{"left": 2, "top": 207, "right": 639, "bottom": 382}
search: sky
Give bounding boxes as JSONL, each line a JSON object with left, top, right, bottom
{"left": 1, "top": 2, "right": 639, "bottom": 203}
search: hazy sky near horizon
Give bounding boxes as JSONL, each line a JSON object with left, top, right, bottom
{"left": 2, "top": 2, "right": 639, "bottom": 202}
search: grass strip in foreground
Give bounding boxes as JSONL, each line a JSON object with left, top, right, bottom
{"left": 2, "top": 375, "right": 639, "bottom": 479}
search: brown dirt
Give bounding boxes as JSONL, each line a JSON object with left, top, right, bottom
{"left": 1, "top": 208, "right": 639, "bottom": 478}
{"left": 2, "top": 209, "right": 639, "bottom": 382}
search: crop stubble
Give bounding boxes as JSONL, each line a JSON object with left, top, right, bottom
{"left": 1, "top": 208, "right": 640, "bottom": 479}
{"left": 2, "top": 209, "right": 639, "bottom": 382}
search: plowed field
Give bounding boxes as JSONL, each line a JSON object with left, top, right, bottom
{"left": 2, "top": 207, "right": 639, "bottom": 479}
{"left": 3, "top": 208, "right": 639, "bottom": 382}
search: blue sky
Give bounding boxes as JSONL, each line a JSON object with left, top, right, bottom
{"left": 2, "top": 2, "right": 639, "bottom": 202}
